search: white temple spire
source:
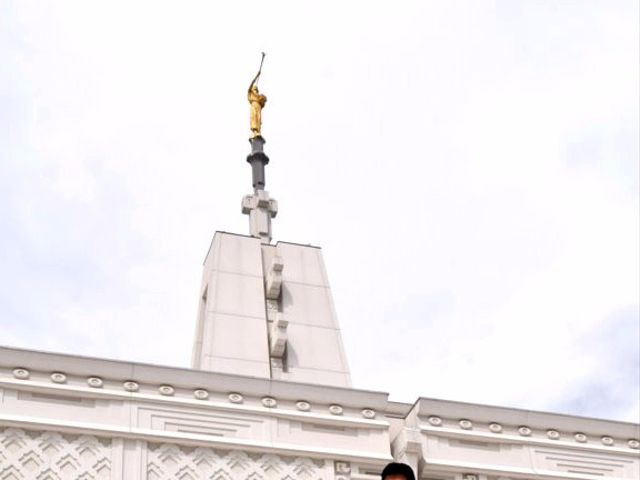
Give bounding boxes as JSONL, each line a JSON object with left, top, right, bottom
{"left": 191, "top": 60, "right": 351, "bottom": 386}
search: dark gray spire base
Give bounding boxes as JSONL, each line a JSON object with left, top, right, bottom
{"left": 247, "top": 136, "right": 270, "bottom": 191}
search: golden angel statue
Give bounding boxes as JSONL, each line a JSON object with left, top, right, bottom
{"left": 248, "top": 53, "right": 267, "bottom": 138}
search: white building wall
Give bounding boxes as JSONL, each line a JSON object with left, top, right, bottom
{"left": 1, "top": 347, "right": 639, "bottom": 479}
{"left": 0, "top": 347, "right": 389, "bottom": 479}
{"left": 192, "top": 233, "right": 272, "bottom": 378}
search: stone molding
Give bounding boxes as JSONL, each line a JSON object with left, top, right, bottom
{"left": 422, "top": 456, "right": 638, "bottom": 480}
{"left": 0, "top": 376, "right": 384, "bottom": 429}
{"left": 414, "top": 398, "right": 639, "bottom": 449}
{"left": 419, "top": 423, "right": 639, "bottom": 455}
{"left": 2, "top": 346, "right": 386, "bottom": 410}
{"left": 0, "top": 414, "right": 390, "bottom": 464}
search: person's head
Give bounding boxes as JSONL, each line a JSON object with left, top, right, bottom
{"left": 381, "top": 462, "right": 416, "bottom": 480}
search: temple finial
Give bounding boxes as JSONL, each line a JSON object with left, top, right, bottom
{"left": 242, "top": 53, "right": 277, "bottom": 244}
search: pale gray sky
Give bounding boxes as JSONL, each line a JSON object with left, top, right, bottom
{"left": 1, "top": 1, "right": 638, "bottom": 421}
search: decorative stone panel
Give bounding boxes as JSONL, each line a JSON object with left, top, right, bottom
{"left": 0, "top": 427, "right": 111, "bottom": 479}
{"left": 147, "top": 442, "right": 329, "bottom": 479}
{"left": 532, "top": 446, "right": 638, "bottom": 477}
{"left": 334, "top": 460, "right": 351, "bottom": 480}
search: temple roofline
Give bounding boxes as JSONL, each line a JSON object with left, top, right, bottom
{"left": 0, "top": 345, "right": 382, "bottom": 409}
{"left": 3, "top": 344, "right": 637, "bottom": 437}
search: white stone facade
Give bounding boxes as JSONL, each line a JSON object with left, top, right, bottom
{"left": 395, "top": 399, "right": 640, "bottom": 479}
{"left": 0, "top": 347, "right": 390, "bottom": 479}
{"left": 0, "top": 348, "right": 640, "bottom": 480}
{"left": 1, "top": 347, "right": 638, "bottom": 479}
{"left": 1, "top": 227, "right": 638, "bottom": 479}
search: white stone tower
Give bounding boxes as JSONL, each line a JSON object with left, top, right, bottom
{"left": 191, "top": 135, "right": 352, "bottom": 387}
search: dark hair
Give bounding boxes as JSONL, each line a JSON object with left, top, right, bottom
{"left": 381, "top": 462, "right": 416, "bottom": 480}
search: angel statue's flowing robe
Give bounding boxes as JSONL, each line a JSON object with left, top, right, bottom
{"left": 248, "top": 85, "right": 267, "bottom": 138}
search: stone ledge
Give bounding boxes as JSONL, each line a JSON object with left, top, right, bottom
{"left": 0, "top": 414, "right": 393, "bottom": 465}
{"left": 419, "top": 424, "right": 640, "bottom": 455}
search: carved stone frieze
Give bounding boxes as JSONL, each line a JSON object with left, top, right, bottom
{"left": 0, "top": 428, "right": 111, "bottom": 479}
{"left": 147, "top": 442, "right": 326, "bottom": 479}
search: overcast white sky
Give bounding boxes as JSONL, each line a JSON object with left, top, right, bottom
{"left": 1, "top": 1, "right": 638, "bottom": 422}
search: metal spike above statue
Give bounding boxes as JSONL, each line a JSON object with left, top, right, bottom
{"left": 246, "top": 52, "right": 270, "bottom": 192}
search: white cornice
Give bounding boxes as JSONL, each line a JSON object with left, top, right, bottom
{"left": 0, "top": 345, "right": 388, "bottom": 409}
{"left": 0, "top": 377, "right": 387, "bottom": 429}
{"left": 419, "top": 424, "right": 639, "bottom": 457}
{"left": 414, "top": 398, "right": 639, "bottom": 438}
